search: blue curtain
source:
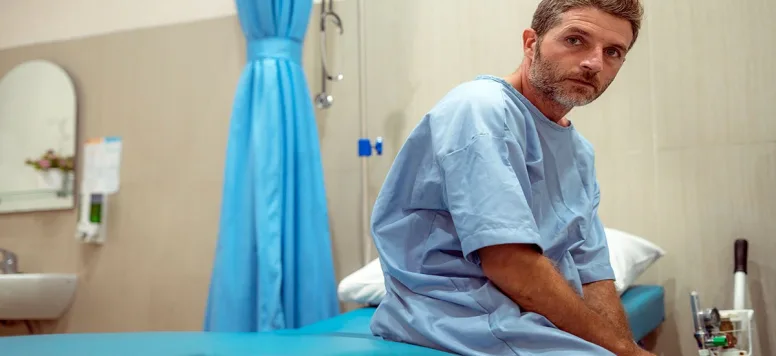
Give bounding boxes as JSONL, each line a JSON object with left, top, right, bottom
{"left": 204, "top": 0, "right": 339, "bottom": 332}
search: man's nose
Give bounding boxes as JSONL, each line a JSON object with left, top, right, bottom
{"left": 580, "top": 50, "right": 603, "bottom": 73}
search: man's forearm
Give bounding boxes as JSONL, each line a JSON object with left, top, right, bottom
{"left": 583, "top": 280, "right": 634, "bottom": 341}
{"left": 480, "top": 245, "right": 639, "bottom": 356}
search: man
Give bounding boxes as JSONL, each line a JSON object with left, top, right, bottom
{"left": 369, "top": 0, "right": 654, "bottom": 355}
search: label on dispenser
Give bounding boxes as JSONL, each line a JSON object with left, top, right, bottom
{"left": 81, "top": 136, "right": 123, "bottom": 194}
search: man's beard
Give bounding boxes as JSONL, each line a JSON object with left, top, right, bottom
{"left": 527, "top": 45, "right": 611, "bottom": 108}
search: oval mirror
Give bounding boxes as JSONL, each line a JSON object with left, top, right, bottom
{"left": 0, "top": 60, "right": 77, "bottom": 213}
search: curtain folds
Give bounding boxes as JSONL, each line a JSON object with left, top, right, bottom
{"left": 204, "top": 0, "right": 339, "bottom": 332}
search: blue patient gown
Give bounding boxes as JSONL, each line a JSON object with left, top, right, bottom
{"left": 370, "top": 75, "right": 617, "bottom": 356}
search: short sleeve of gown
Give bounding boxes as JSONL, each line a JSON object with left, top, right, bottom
{"left": 572, "top": 181, "right": 616, "bottom": 284}
{"left": 436, "top": 92, "right": 543, "bottom": 265}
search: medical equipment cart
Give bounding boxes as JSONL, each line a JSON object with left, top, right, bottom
{"left": 689, "top": 239, "right": 755, "bottom": 355}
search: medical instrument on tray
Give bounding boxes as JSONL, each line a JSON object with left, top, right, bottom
{"left": 689, "top": 239, "right": 754, "bottom": 355}
{"left": 315, "top": 0, "right": 344, "bottom": 109}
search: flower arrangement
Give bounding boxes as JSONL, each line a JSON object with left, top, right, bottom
{"left": 24, "top": 149, "right": 75, "bottom": 172}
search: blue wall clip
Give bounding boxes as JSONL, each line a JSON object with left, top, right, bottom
{"left": 358, "top": 137, "right": 384, "bottom": 157}
{"left": 358, "top": 138, "right": 372, "bottom": 157}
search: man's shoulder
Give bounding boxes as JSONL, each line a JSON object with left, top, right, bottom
{"left": 436, "top": 77, "right": 512, "bottom": 115}
{"left": 428, "top": 77, "right": 530, "bottom": 155}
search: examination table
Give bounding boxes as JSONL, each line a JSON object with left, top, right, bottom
{"left": 0, "top": 285, "right": 664, "bottom": 355}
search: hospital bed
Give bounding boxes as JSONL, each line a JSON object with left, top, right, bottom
{"left": 0, "top": 285, "right": 663, "bottom": 356}
{"left": 296, "top": 284, "right": 666, "bottom": 343}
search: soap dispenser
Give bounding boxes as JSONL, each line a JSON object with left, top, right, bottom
{"left": 75, "top": 191, "right": 108, "bottom": 244}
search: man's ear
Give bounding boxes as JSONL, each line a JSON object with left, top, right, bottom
{"left": 523, "top": 28, "right": 538, "bottom": 58}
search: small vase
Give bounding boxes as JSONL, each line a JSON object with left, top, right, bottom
{"left": 38, "top": 170, "right": 65, "bottom": 191}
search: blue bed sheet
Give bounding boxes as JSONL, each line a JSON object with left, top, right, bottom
{"left": 297, "top": 285, "right": 665, "bottom": 342}
{"left": 295, "top": 307, "right": 377, "bottom": 335}
{"left": 621, "top": 285, "right": 665, "bottom": 341}
{"left": 0, "top": 331, "right": 454, "bottom": 356}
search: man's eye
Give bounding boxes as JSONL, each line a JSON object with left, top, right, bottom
{"left": 605, "top": 48, "right": 621, "bottom": 58}
{"left": 566, "top": 37, "right": 582, "bottom": 45}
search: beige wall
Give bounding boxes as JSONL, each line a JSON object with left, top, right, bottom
{"left": 0, "top": 0, "right": 338, "bottom": 50}
{"left": 359, "top": 0, "right": 776, "bottom": 355}
{"left": 0, "top": 4, "right": 364, "bottom": 335}
{"left": 0, "top": 0, "right": 236, "bottom": 50}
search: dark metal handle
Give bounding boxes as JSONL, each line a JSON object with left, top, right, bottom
{"left": 734, "top": 239, "right": 748, "bottom": 274}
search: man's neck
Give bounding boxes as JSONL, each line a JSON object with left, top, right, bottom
{"left": 504, "top": 67, "right": 572, "bottom": 127}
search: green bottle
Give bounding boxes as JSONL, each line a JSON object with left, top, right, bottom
{"left": 711, "top": 335, "right": 727, "bottom": 347}
{"left": 89, "top": 194, "right": 103, "bottom": 223}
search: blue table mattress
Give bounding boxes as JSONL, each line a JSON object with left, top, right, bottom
{"left": 0, "top": 332, "right": 454, "bottom": 356}
{"left": 620, "top": 285, "right": 666, "bottom": 341}
{"left": 297, "top": 284, "right": 665, "bottom": 342}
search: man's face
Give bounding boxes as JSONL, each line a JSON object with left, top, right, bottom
{"left": 527, "top": 7, "right": 633, "bottom": 108}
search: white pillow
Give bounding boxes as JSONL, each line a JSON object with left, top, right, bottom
{"left": 337, "top": 228, "right": 665, "bottom": 304}
{"left": 337, "top": 258, "right": 386, "bottom": 306}
{"left": 604, "top": 227, "right": 666, "bottom": 295}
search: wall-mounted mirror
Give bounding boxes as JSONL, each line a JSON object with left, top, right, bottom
{"left": 0, "top": 60, "right": 77, "bottom": 214}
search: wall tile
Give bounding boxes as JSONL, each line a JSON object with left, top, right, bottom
{"left": 649, "top": 0, "right": 776, "bottom": 150}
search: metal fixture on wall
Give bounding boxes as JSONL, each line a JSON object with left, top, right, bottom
{"left": 315, "top": 0, "right": 344, "bottom": 109}
{"left": 355, "top": 0, "right": 373, "bottom": 266}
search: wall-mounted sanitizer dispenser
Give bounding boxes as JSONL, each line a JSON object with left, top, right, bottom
{"left": 76, "top": 192, "right": 108, "bottom": 244}
{"left": 75, "top": 136, "right": 122, "bottom": 245}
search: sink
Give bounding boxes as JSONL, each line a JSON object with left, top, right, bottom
{"left": 0, "top": 273, "right": 77, "bottom": 320}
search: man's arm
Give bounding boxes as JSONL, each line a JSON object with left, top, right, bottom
{"left": 572, "top": 181, "right": 636, "bottom": 342}
{"left": 583, "top": 280, "right": 634, "bottom": 341}
{"left": 479, "top": 244, "right": 645, "bottom": 356}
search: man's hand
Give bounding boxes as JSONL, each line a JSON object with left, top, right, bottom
{"left": 479, "top": 244, "right": 645, "bottom": 356}
{"left": 582, "top": 282, "right": 657, "bottom": 356}
{"left": 582, "top": 280, "right": 634, "bottom": 341}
